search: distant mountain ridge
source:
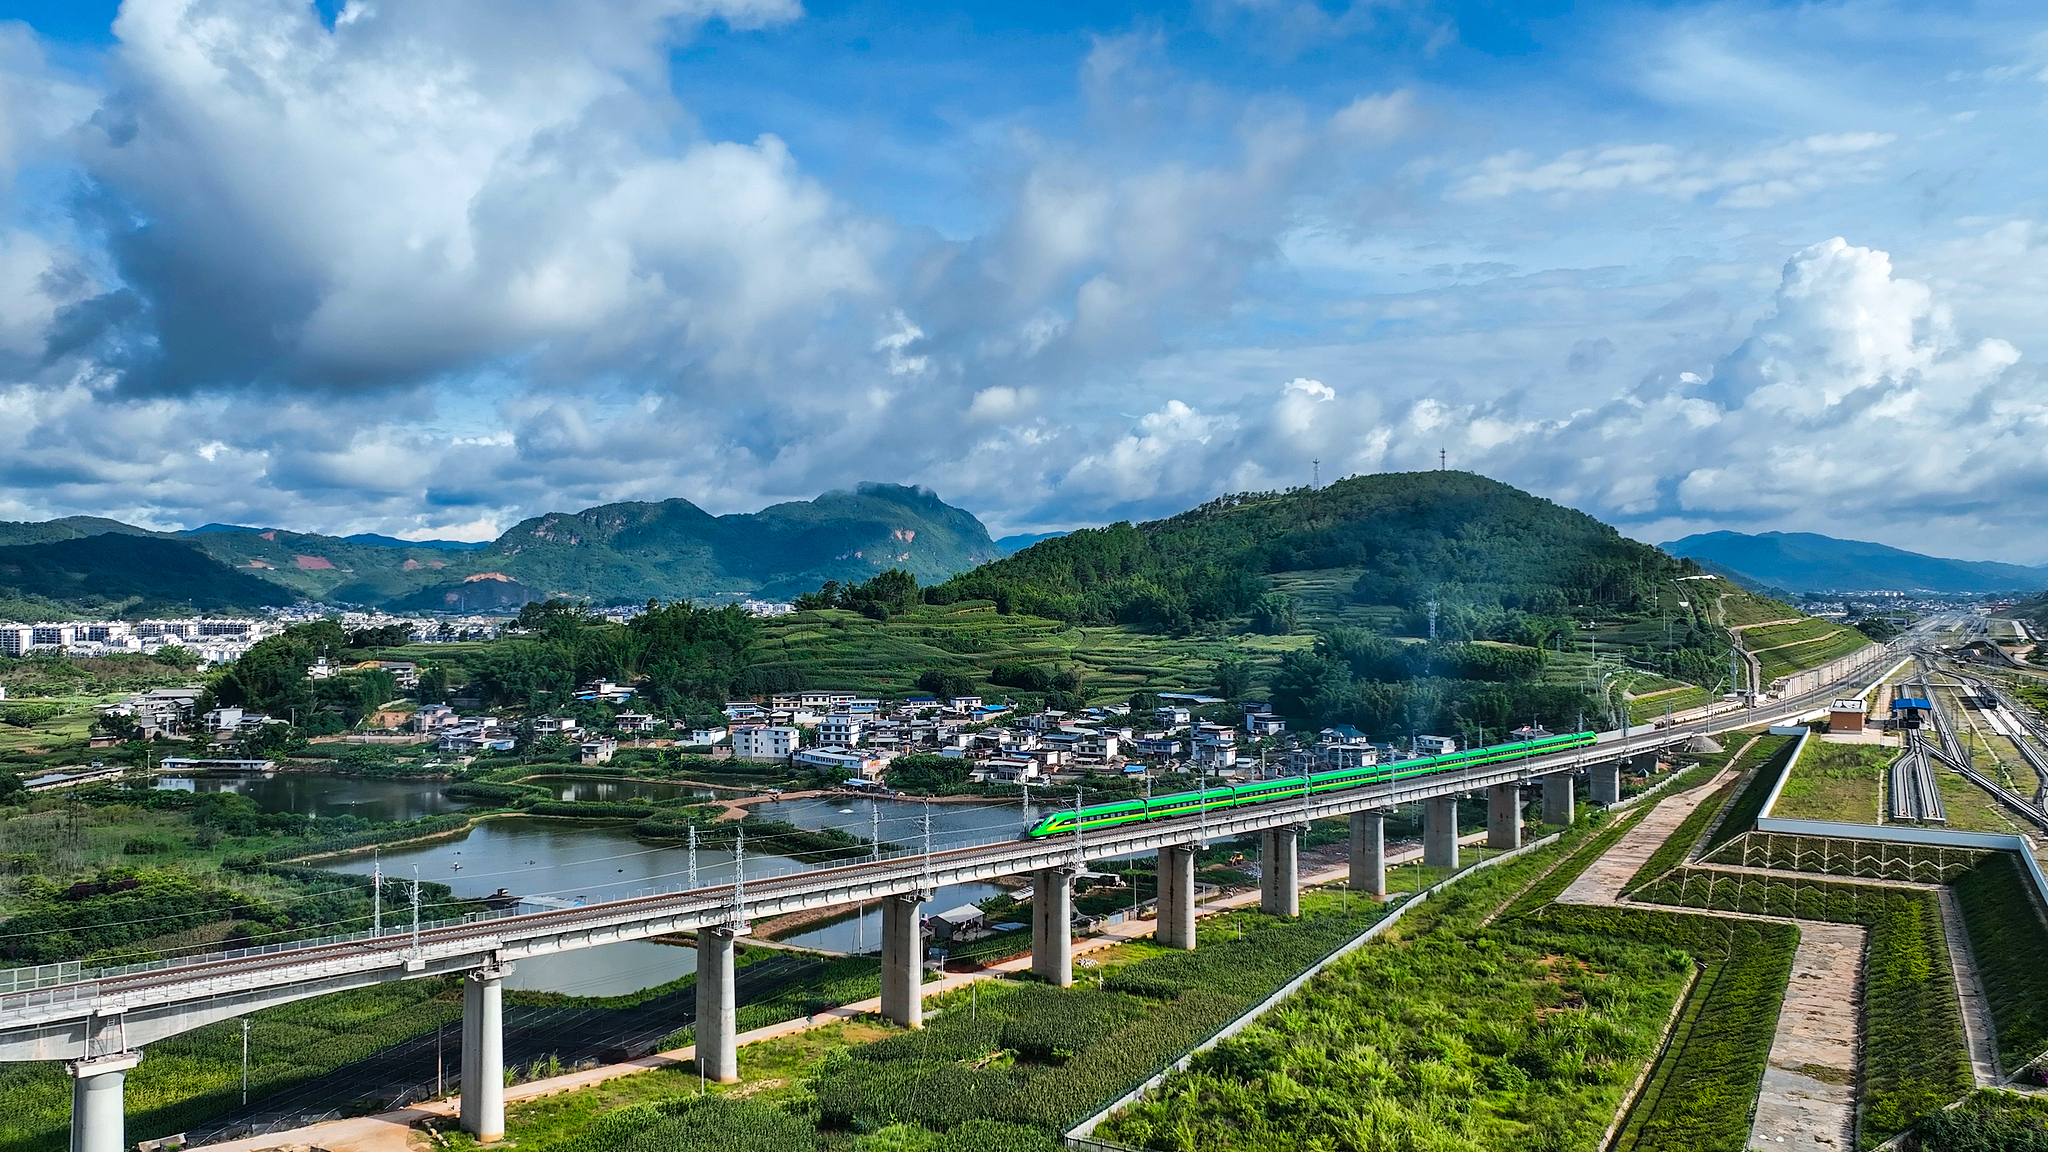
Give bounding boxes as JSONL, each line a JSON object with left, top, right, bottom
{"left": 0, "top": 535, "right": 294, "bottom": 617}
{"left": 0, "top": 483, "right": 1001, "bottom": 614}
{"left": 1661, "top": 531, "right": 2048, "bottom": 594}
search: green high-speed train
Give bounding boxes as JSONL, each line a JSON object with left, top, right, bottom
{"left": 1024, "top": 729, "right": 1598, "bottom": 838}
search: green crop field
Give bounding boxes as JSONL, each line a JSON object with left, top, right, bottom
{"left": 742, "top": 603, "right": 1312, "bottom": 703}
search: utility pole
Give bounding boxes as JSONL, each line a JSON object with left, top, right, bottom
{"left": 241, "top": 1018, "right": 249, "bottom": 1105}
{"left": 1439, "top": 448, "right": 1446, "bottom": 470}
{"left": 871, "top": 807, "right": 881, "bottom": 863}
{"left": 688, "top": 825, "right": 698, "bottom": 890}
{"left": 1072, "top": 788, "right": 1085, "bottom": 869}
{"left": 731, "top": 826, "right": 746, "bottom": 929}
{"left": 410, "top": 865, "right": 421, "bottom": 958}
{"left": 372, "top": 854, "right": 381, "bottom": 935}
{"left": 923, "top": 800, "right": 936, "bottom": 891}
{"left": 1312, "top": 459, "right": 1320, "bottom": 489}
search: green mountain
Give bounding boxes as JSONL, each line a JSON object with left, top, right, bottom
{"left": 0, "top": 483, "right": 1000, "bottom": 611}
{"left": 0, "top": 535, "right": 295, "bottom": 618}
{"left": 0, "top": 516, "right": 157, "bottom": 547}
{"left": 1661, "top": 531, "right": 2047, "bottom": 594}
{"left": 461, "top": 482, "right": 1000, "bottom": 605}
{"left": 937, "top": 471, "right": 1689, "bottom": 627}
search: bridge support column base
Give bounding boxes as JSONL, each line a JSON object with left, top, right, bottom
{"left": 67, "top": 1052, "right": 139, "bottom": 1152}
{"left": 460, "top": 964, "right": 509, "bottom": 1141}
{"left": 1258, "top": 826, "right": 1300, "bottom": 918}
{"left": 696, "top": 927, "right": 745, "bottom": 1083}
{"left": 880, "top": 892, "right": 927, "bottom": 1028}
{"left": 1542, "top": 773, "right": 1576, "bottom": 827}
{"left": 1031, "top": 867, "right": 1077, "bottom": 986}
{"left": 1591, "top": 762, "right": 1622, "bottom": 806}
{"left": 1349, "top": 810, "right": 1386, "bottom": 899}
{"left": 1424, "top": 796, "right": 1460, "bottom": 870}
{"left": 1157, "top": 845, "right": 1198, "bottom": 949}
{"left": 1487, "top": 784, "right": 1523, "bottom": 850}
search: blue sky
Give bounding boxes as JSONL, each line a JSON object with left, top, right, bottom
{"left": 1, "top": 0, "right": 2046, "bottom": 561}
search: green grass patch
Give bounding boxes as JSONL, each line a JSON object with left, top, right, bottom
{"left": 1771, "top": 741, "right": 1888, "bottom": 824}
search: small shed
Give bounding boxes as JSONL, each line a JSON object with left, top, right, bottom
{"left": 929, "top": 904, "right": 989, "bottom": 943}
{"left": 1828, "top": 699, "right": 1867, "bottom": 733}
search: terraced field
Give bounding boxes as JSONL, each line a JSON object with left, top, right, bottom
{"left": 747, "top": 603, "right": 1312, "bottom": 703}
{"left": 1740, "top": 619, "right": 1872, "bottom": 684}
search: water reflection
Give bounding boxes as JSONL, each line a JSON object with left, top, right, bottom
{"left": 524, "top": 776, "right": 715, "bottom": 804}
{"left": 154, "top": 772, "right": 471, "bottom": 824}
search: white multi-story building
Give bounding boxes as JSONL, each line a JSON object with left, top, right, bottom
{"left": 0, "top": 618, "right": 277, "bottom": 662}
{"left": 732, "top": 725, "right": 798, "bottom": 760}
{"left": 1414, "top": 735, "right": 1459, "bottom": 756}
{"left": 819, "top": 714, "right": 866, "bottom": 747}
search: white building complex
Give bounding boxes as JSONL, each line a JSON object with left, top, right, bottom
{"left": 0, "top": 619, "right": 279, "bottom": 663}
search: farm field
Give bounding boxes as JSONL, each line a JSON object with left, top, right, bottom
{"left": 740, "top": 603, "right": 1312, "bottom": 704}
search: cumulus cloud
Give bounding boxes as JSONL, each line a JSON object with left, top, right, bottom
{"left": 76, "top": 0, "right": 863, "bottom": 395}
{"left": 0, "top": 0, "right": 2043, "bottom": 562}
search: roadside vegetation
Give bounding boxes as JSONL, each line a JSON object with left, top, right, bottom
{"left": 1632, "top": 872, "right": 1972, "bottom": 1144}
{"left": 1952, "top": 854, "right": 2048, "bottom": 1071}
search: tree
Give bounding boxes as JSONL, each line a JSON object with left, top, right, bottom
{"left": 917, "top": 669, "right": 975, "bottom": 700}
{"left": 1251, "top": 594, "right": 1299, "bottom": 635}
{"left": 1212, "top": 657, "right": 1255, "bottom": 701}
{"left": 0, "top": 771, "right": 24, "bottom": 804}
{"left": 92, "top": 712, "right": 142, "bottom": 742}
{"left": 417, "top": 663, "right": 450, "bottom": 704}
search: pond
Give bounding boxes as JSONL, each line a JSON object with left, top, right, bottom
{"left": 522, "top": 775, "right": 717, "bottom": 804}
{"left": 154, "top": 772, "right": 473, "bottom": 824}
{"left": 313, "top": 791, "right": 1048, "bottom": 978}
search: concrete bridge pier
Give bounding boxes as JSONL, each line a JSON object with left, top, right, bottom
{"left": 460, "top": 964, "right": 509, "bottom": 1141}
{"left": 1486, "top": 784, "right": 1523, "bottom": 850}
{"left": 879, "top": 892, "right": 929, "bottom": 1028}
{"left": 1590, "top": 761, "right": 1622, "bottom": 805}
{"left": 67, "top": 1051, "right": 140, "bottom": 1152}
{"left": 695, "top": 927, "right": 748, "bottom": 1083}
{"left": 1257, "top": 826, "right": 1301, "bottom": 917}
{"left": 1542, "top": 772, "right": 1576, "bottom": 826}
{"left": 1424, "top": 795, "right": 1460, "bottom": 869}
{"left": 1349, "top": 810, "right": 1386, "bottom": 898}
{"left": 1031, "top": 867, "right": 1078, "bottom": 986}
{"left": 1156, "top": 845, "right": 1199, "bottom": 949}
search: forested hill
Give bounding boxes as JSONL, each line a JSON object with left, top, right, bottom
{"left": 0, "top": 535, "right": 295, "bottom": 617}
{"left": 932, "top": 471, "right": 1693, "bottom": 629}
{"left": 0, "top": 484, "right": 1002, "bottom": 611}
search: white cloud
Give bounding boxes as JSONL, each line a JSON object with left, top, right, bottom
{"left": 1451, "top": 133, "right": 1893, "bottom": 207}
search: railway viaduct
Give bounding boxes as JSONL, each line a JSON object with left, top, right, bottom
{"left": 1, "top": 648, "right": 1905, "bottom": 1152}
